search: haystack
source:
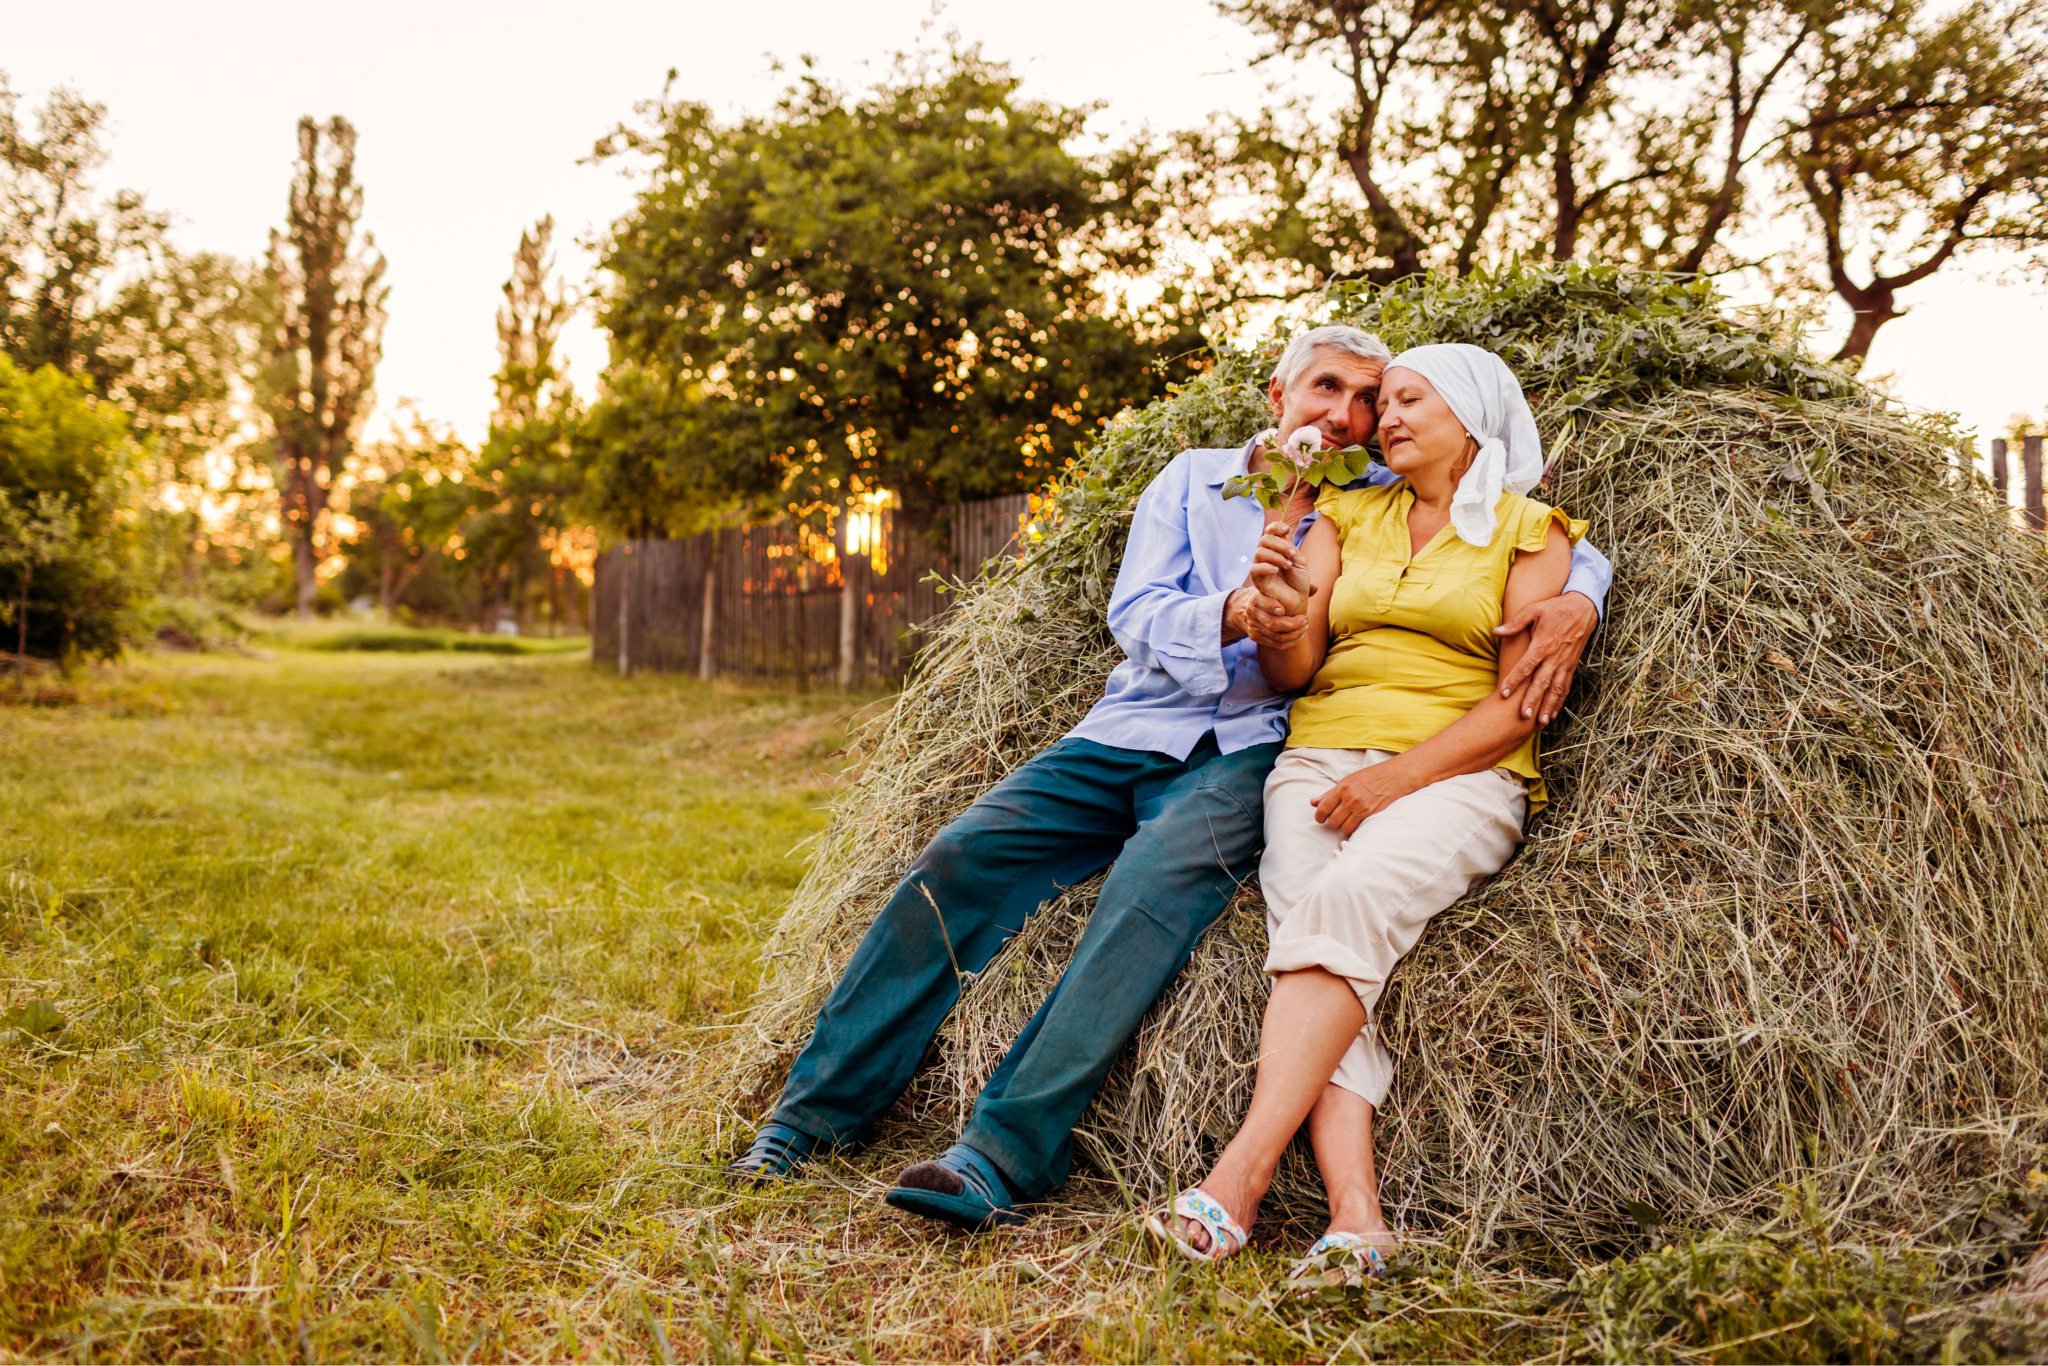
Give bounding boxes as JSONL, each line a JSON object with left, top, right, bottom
{"left": 735, "top": 265, "right": 2048, "bottom": 1249}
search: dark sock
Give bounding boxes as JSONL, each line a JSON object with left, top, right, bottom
{"left": 894, "top": 1160, "right": 963, "bottom": 1196}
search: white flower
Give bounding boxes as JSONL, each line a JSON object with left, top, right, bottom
{"left": 1285, "top": 426, "right": 1323, "bottom": 468}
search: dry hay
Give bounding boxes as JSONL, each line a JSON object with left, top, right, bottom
{"left": 733, "top": 265, "right": 2048, "bottom": 1250}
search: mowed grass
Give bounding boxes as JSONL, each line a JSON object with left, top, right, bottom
{"left": 1, "top": 650, "right": 2043, "bottom": 1363}
{"left": 0, "top": 650, "right": 871, "bottom": 1360}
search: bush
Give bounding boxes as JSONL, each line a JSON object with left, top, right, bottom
{"left": 0, "top": 356, "right": 143, "bottom": 660}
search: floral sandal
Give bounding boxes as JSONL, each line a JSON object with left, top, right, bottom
{"left": 1145, "top": 1187, "right": 1250, "bottom": 1263}
{"left": 1287, "top": 1231, "right": 1393, "bottom": 1291}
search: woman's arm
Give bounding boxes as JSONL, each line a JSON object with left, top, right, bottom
{"left": 1310, "top": 523, "right": 1573, "bottom": 836}
{"left": 1250, "top": 513, "right": 1341, "bottom": 692}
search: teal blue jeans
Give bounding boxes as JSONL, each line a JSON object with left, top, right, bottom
{"left": 772, "top": 733, "right": 1277, "bottom": 1200}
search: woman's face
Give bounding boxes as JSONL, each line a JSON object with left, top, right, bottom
{"left": 1376, "top": 367, "right": 1475, "bottom": 482}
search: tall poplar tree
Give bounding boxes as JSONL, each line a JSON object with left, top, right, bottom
{"left": 466, "top": 216, "right": 581, "bottom": 630}
{"left": 259, "top": 116, "right": 386, "bottom": 620}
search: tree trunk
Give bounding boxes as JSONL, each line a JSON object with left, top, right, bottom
{"left": 293, "top": 531, "right": 319, "bottom": 622}
{"left": 1830, "top": 288, "right": 1897, "bottom": 369}
{"left": 1341, "top": 149, "right": 1425, "bottom": 280}
{"left": 287, "top": 457, "right": 326, "bottom": 622}
{"left": 1552, "top": 111, "right": 1584, "bottom": 260}
{"left": 16, "top": 561, "right": 29, "bottom": 662}
{"left": 378, "top": 541, "right": 395, "bottom": 616}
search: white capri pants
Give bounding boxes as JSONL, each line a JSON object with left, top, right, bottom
{"left": 1260, "top": 747, "right": 1528, "bottom": 1106}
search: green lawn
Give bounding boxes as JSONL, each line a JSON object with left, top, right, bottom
{"left": 0, "top": 650, "right": 2038, "bottom": 1363}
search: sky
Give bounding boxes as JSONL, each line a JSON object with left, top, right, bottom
{"left": 8, "top": 0, "right": 2046, "bottom": 477}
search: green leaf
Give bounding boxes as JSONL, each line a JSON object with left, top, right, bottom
{"left": 4, "top": 998, "right": 66, "bottom": 1038}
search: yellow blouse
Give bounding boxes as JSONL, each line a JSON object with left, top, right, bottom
{"left": 1285, "top": 482, "right": 1587, "bottom": 813}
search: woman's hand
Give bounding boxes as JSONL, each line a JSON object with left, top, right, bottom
{"left": 1313, "top": 759, "right": 1420, "bottom": 836}
{"left": 1249, "top": 524, "right": 1315, "bottom": 615}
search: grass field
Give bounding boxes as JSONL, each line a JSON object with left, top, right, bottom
{"left": 2, "top": 649, "right": 2042, "bottom": 1363}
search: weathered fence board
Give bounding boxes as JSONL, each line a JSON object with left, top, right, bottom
{"left": 591, "top": 494, "right": 1032, "bottom": 687}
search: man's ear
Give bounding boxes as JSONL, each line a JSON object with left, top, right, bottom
{"left": 1268, "top": 375, "right": 1286, "bottom": 423}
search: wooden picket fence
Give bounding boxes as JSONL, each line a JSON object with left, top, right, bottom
{"left": 590, "top": 495, "right": 1034, "bottom": 688}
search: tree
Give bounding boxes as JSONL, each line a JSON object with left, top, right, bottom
{"left": 0, "top": 76, "right": 256, "bottom": 476}
{"left": 589, "top": 46, "right": 1202, "bottom": 527}
{"left": 460, "top": 218, "right": 585, "bottom": 631}
{"left": 342, "top": 410, "right": 472, "bottom": 619}
{"left": 494, "top": 216, "right": 574, "bottom": 427}
{"left": 1784, "top": 0, "right": 2048, "bottom": 364}
{"left": 1192, "top": 0, "right": 1692, "bottom": 286}
{"left": 1210, "top": 0, "right": 1452, "bottom": 283}
{"left": 0, "top": 80, "right": 154, "bottom": 374}
{"left": 0, "top": 354, "right": 140, "bottom": 659}
{"left": 258, "top": 116, "right": 387, "bottom": 620}
{"left": 0, "top": 490, "right": 80, "bottom": 664}
{"left": 1198, "top": 0, "right": 2048, "bottom": 362}
{"left": 1661, "top": 0, "right": 1824, "bottom": 274}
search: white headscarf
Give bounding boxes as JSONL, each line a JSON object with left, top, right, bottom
{"left": 1384, "top": 343, "right": 1544, "bottom": 547}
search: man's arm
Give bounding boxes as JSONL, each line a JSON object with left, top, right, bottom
{"left": 1103, "top": 456, "right": 1234, "bottom": 698}
{"left": 1494, "top": 534, "right": 1610, "bottom": 725}
{"left": 1561, "top": 537, "right": 1611, "bottom": 622}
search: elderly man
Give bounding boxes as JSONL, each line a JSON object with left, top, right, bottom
{"left": 727, "top": 325, "right": 1611, "bottom": 1230}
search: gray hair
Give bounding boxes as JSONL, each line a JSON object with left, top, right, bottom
{"left": 1271, "top": 324, "right": 1394, "bottom": 391}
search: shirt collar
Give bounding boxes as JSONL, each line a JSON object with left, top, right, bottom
{"left": 1203, "top": 438, "right": 1262, "bottom": 489}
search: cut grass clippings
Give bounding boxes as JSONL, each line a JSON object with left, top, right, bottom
{"left": 2, "top": 649, "right": 2043, "bottom": 1362}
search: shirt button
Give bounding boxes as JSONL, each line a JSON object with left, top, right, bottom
{"left": 1239, "top": 556, "right": 1248, "bottom": 562}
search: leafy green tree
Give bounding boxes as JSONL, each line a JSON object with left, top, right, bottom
{"left": 1, "top": 77, "right": 258, "bottom": 476}
{"left": 0, "top": 80, "right": 154, "bottom": 374}
{"left": 588, "top": 47, "right": 1201, "bottom": 527}
{"left": 1786, "top": 0, "right": 2048, "bottom": 364}
{"left": 341, "top": 410, "right": 473, "bottom": 619}
{"left": 0, "top": 491, "right": 80, "bottom": 663}
{"left": 1, "top": 75, "right": 265, "bottom": 612}
{"left": 1192, "top": 0, "right": 2048, "bottom": 360}
{"left": 258, "top": 115, "right": 387, "bottom": 620}
{"left": 1190, "top": 0, "right": 1694, "bottom": 291}
{"left": 0, "top": 354, "right": 140, "bottom": 659}
{"left": 575, "top": 362, "right": 721, "bottom": 539}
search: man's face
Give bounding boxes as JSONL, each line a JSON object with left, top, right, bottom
{"left": 1267, "top": 348, "right": 1385, "bottom": 451}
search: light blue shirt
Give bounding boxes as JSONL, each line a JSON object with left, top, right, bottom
{"left": 1067, "top": 441, "right": 1614, "bottom": 759}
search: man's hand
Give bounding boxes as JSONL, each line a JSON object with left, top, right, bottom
{"left": 1225, "top": 585, "right": 1307, "bottom": 649}
{"left": 1247, "top": 524, "right": 1313, "bottom": 615}
{"left": 1493, "top": 591, "right": 1599, "bottom": 727}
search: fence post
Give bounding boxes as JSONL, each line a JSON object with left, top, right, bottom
{"left": 837, "top": 505, "right": 858, "bottom": 690}
{"left": 1992, "top": 438, "right": 2009, "bottom": 502}
{"left": 617, "top": 542, "right": 631, "bottom": 677}
{"left": 698, "top": 541, "right": 716, "bottom": 681}
{"left": 2027, "top": 436, "right": 2045, "bottom": 532}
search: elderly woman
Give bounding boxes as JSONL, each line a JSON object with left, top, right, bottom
{"left": 1148, "top": 343, "right": 1586, "bottom": 1280}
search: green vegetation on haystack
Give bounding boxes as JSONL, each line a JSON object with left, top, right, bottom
{"left": 746, "top": 264, "right": 2048, "bottom": 1270}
